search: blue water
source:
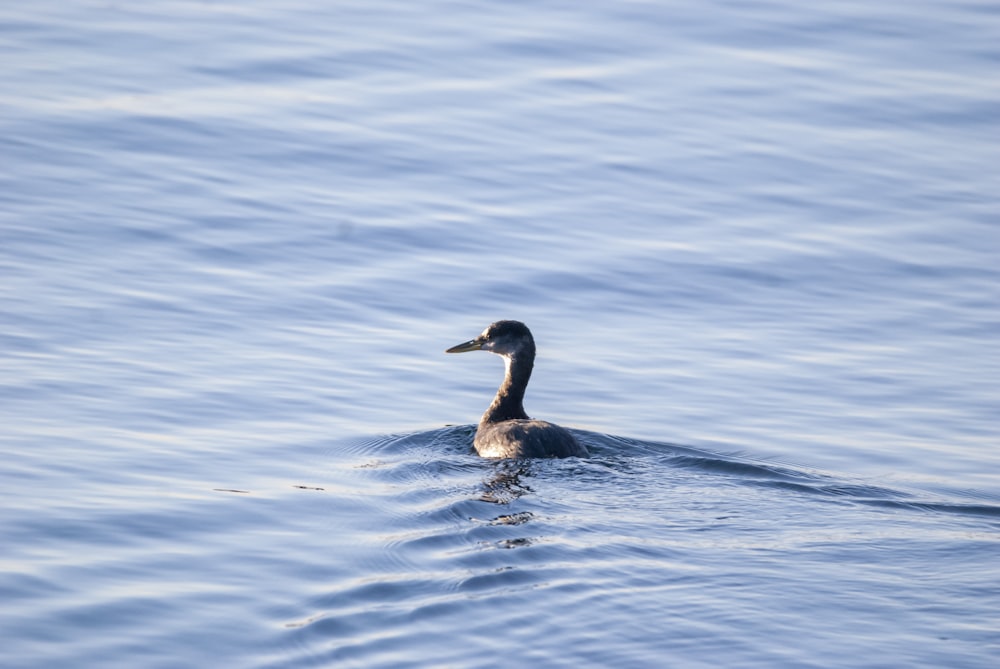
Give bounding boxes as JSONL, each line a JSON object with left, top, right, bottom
{"left": 2, "top": 1, "right": 999, "bottom": 667}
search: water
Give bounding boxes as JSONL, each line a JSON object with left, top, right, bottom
{"left": 2, "top": 1, "right": 999, "bottom": 666}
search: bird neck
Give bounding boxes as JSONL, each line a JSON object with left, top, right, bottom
{"left": 482, "top": 350, "right": 533, "bottom": 424}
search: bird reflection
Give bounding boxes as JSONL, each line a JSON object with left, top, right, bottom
{"left": 479, "top": 458, "right": 534, "bottom": 505}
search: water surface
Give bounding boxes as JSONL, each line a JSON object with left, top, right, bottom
{"left": 2, "top": 1, "right": 999, "bottom": 667}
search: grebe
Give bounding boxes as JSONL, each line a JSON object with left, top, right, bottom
{"left": 446, "top": 320, "right": 588, "bottom": 459}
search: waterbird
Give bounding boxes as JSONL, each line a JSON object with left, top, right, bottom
{"left": 446, "top": 320, "right": 589, "bottom": 459}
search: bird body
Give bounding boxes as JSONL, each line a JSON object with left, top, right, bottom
{"left": 446, "top": 320, "right": 588, "bottom": 459}
{"left": 473, "top": 419, "right": 583, "bottom": 458}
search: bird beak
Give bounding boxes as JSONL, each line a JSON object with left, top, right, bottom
{"left": 446, "top": 337, "right": 484, "bottom": 354}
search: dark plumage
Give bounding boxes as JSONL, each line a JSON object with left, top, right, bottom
{"left": 445, "top": 320, "right": 588, "bottom": 459}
